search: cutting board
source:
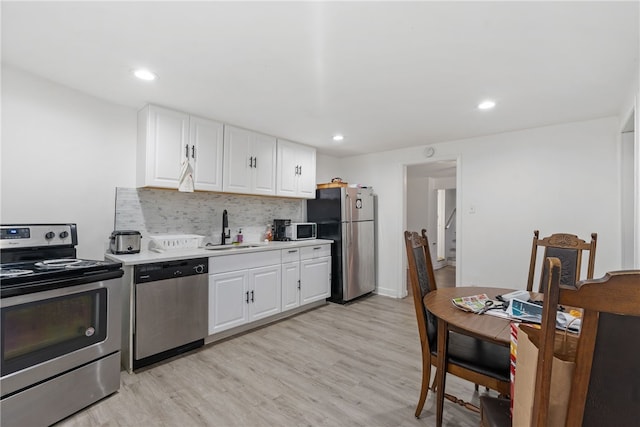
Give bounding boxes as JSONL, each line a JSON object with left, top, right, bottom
{"left": 316, "top": 182, "right": 348, "bottom": 189}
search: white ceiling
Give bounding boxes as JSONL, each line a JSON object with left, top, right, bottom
{"left": 2, "top": 1, "right": 638, "bottom": 157}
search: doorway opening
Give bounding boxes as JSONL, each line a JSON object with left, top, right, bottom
{"left": 436, "top": 188, "right": 457, "bottom": 266}
{"left": 406, "top": 159, "right": 458, "bottom": 290}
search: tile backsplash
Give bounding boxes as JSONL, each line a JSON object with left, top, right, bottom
{"left": 114, "top": 188, "right": 304, "bottom": 245}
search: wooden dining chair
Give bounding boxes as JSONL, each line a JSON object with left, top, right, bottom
{"left": 481, "top": 259, "right": 640, "bottom": 427}
{"left": 404, "top": 230, "right": 510, "bottom": 420}
{"left": 526, "top": 230, "right": 597, "bottom": 292}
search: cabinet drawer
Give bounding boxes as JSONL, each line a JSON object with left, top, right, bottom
{"left": 281, "top": 248, "right": 300, "bottom": 263}
{"left": 209, "top": 250, "right": 281, "bottom": 274}
{"left": 300, "top": 244, "right": 331, "bottom": 260}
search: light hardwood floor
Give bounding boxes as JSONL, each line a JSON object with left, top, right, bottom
{"left": 434, "top": 266, "right": 456, "bottom": 288}
{"left": 57, "top": 294, "right": 488, "bottom": 426}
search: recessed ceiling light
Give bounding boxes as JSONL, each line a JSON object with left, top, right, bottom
{"left": 133, "top": 69, "right": 157, "bottom": 81}
{"left": 477, "top": 100, "right": 496, "bottom": 110}
{"left": 332, "top": 134, "right": 344, "bottom": 141}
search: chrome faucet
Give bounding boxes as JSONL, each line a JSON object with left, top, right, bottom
{"left": 221, "top": 209, "right": 231, "bottom": 245}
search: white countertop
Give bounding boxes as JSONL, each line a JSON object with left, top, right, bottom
{"left": 105, "top": 239, "right": 333, "bottom": 265}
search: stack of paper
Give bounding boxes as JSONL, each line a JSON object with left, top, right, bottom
{"left": 509, "top": 299, "right": 581, "bottom": 332}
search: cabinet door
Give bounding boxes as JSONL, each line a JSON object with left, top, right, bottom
{"left": 190, "top": 116, "right": 224, "bottom": 191}
{"left": 276, "top": 139, "right": 299, "bottom": 197}
{"left": 251, "top": 133, "right": 277, "bottom": 196}
{"left": 281, "top": 260, "right": 300, "bottom": 311}
{"left": 296, "top": 144, "right": 316, "bottom": 198}
{"left": 208, "top": 270, "right": 248, "bottom": 334}
{"left": 139, "top": 105, "right": 189, "bottom": 188}
{"left": 223, "top": 125, "right": 252, "bottom": 193}
{"left": 276, "top": 139, "right": 316, "bottom": 198}
{"left": 300, "top": 256, "right": 331, "bottom": 305}
{"left": 249, "top": 265, "right": 281, "bottom": 321}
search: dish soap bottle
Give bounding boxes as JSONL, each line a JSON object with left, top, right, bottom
{"left": 236, "top": 228, "right": 243, "bottom": 243}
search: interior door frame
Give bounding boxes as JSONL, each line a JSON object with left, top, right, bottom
{"left": 620, "top": 97, "right": 640, "bottom": 269}
{"left": 403, "top": 155, "right": 461, "bottom": 295}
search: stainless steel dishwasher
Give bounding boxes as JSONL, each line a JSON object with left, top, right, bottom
{"left": 134, "top": 258, "right": 208, "bottom": 370}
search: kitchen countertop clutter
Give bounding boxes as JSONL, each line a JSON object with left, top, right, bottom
{"left": 105, "top": 239, "right": 332, "bottom": 265}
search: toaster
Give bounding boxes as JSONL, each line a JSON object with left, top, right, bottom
{"left": 109, "top": 230, "right": 142, "bottom": 254}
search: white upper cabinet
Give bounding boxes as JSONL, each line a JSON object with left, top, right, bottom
{"left": 223, "top": 125, "right": 277, "bottom": 196}
{"left": 137, "top": 105, "right": 189, "bottom": 189}
{"left": 276, "top": 139, "right": 317, "bottom": 198}
{"left": 137, "top": 105, "right": 223, "bottom": 191}
{"left": 190, "top": 116, "right": 224, "bottom": 191}
{"left": 138, "top": 106, "right": 316, "bottom": 198}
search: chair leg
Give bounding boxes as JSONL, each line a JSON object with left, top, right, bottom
{"left": 415, "top": 351, "right": 431, "bottom": 418}
{"left": 430, "top": 370, "right": 438, "bottom": 391}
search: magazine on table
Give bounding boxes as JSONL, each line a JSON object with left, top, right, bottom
{"left": 509, "top": 298, "right": 581, "bottom": 332}
{"left": 451, "top": 293, "right": 492, "bottom": 313}
{"left": 451, "top": 294, "right": 581, "bottom": 332}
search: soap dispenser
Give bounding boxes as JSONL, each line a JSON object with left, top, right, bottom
{"left": 236, "top": 228, "right": 243, "bottom": 243}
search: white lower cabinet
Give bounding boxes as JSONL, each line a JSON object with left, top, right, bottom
{"left": 281, "top": 248, "right": 301, "bottom": 311}
{"left": 208, "top": 251, "right": 281, "bottom": 335}
{"left": 208, "top": 244, "right": 330, "bottom": 336}
{"left": 208, "top": 270, "right": 248, "bottom": 334}
{"left": 300, "top": 245, "right": 331, "bottom": 304}
{"left": 249, "top": 265, "right": 281, "bottom": 321}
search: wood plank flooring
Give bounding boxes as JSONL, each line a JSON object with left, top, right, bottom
{"left": 57, "top": 295, "right": 490, "bottom": 426}
{"left": 434, "top": 266, "right": 456, "bottom": 288}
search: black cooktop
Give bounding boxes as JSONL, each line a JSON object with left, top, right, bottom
{"left": 0, "top": 258, "right": 123, "bottom": 298}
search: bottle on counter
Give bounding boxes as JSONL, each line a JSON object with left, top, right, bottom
{"left": 264, "top": 224, "right": 273, "bottom": 242}
{"left": 236, "top": 228, "right": 243, "bottom": 243}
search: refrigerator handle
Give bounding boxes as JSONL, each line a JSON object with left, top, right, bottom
{"left": 345, "top": 193, "right": 353, "bottom": 247}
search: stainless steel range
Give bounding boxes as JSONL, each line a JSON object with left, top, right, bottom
{"left": 0, "top": 224, "right": 124, "bottom": 427}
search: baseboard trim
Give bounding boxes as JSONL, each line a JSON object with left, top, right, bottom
{"left": 204, "top": 300, "right": 326, "bottom": 345}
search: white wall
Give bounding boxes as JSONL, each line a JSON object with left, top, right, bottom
{"left": 1, "top": 66, "right": 137, "bottom": 259}
{"left": 315, "top": 153, "right": 343, "bottom": 185}
{"left": 406, "top": 176, "right": 428, "bottom": 232}
{"left": 320, "top": 117, "right": 623, "bottom": 298}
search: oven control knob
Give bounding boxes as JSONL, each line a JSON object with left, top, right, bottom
{"left": 45, "top": 231, "right": 55, "bottom": 240}
{"left": 59, "top": 231, "right": 69, "bottom": 239}
{"left": 194, "top": 264, "right": 205, "bottom": 274}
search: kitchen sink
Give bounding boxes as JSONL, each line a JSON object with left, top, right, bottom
{"left": 204, "top": 243, "right": 266, "bottom": 251}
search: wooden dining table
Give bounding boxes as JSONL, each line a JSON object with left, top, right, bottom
{"left": 423, "top": 286, "right": 541, "bottom": 427}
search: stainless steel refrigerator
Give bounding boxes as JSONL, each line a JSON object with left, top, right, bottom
{"left": 307, "top": 187, "right": 376, "bottom": 303}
